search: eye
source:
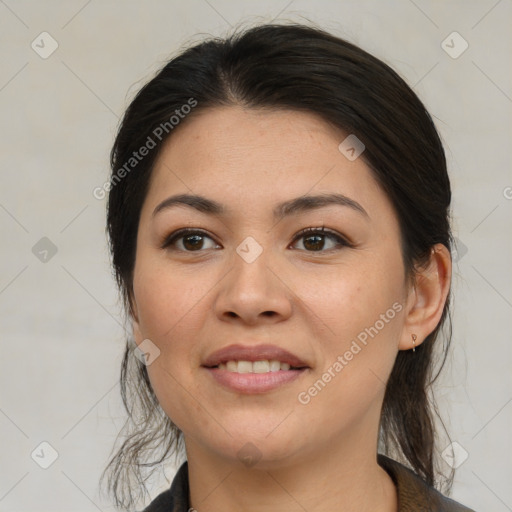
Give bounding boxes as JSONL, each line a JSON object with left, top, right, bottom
{"left": 290, "top": 226, "right": 351, "bottom": 252}
{"left": 161, "top": 226, "right": 351, "bottom": 253}
{"left": 161, "top": 229, "right": 220, "bottom": 252}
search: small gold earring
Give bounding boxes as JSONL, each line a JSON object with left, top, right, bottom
{"left": 411, "top": 334, "right": 417, "bottom": 352}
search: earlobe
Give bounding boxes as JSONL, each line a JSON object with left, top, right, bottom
{"left": 398, "top": 244, "right": 452, "bottom": 351}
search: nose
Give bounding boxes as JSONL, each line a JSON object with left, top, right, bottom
{"left": 213, "top": 243, "right": 293, "bottom": 325}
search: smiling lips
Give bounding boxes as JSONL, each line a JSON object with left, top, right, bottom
{"left": 202, "top": 343, "right": 309, "bottom": 394}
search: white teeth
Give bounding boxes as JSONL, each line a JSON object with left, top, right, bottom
{"left": 226, "top": 361, "right": 237, "bottom": 372}
{"left": 237, "top": 361, "right": 253, "bottom": 373}
{"left": 269, "top": 360, "right": 281, "bottom": 372}
{"left": 216, "top": 360, "right": 296, "bottom": 373}
{"left": 253, "top": 360, "right": 270, "bottom": 373}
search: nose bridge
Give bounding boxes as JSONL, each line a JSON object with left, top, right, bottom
{"left": 215, "top": 235, "right": 291, "bottom": 322}
{"left": 231, "top": 234, "right": 275, "bottom": 297}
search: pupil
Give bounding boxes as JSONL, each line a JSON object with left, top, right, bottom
{"left": 304, "top": 235, "right": 324, "bottom": 251}
{"left": 184, "top": 234, "right": 203, "bottom": 250}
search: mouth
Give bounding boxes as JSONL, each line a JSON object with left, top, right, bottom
{"left": 202, "top": 343, "right": 309, "bottom": 370}
{"left": 202, "top": 344, "right": 310, "bottom": 394}
{"left": 206, "top": 360, "right": 307, "bottom": 373}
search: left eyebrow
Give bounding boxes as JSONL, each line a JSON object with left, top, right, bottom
{"left": 152, "top": 192, "right": 369, "bottom": 220}
{"left": 273, "top": 193, "right": 369, "bottom": 220}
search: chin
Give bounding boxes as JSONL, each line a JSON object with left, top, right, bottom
{"left": 224, "top": 422, "right": 307, "bottom": 461}
{"left": 219, "top": 436, "right": 301, "bottom": 470}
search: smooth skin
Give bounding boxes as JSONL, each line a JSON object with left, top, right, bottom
{"left": 130, "top": 106, "right": 451, "bottom": 512}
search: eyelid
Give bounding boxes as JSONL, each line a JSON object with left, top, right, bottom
{"left": 290, "top": 226, "right": 352, "bottom": 249}
{"left": 160, "top": 226, "right": 352, "bottom": 251}
{"left": 160, "top": 228, "right": 218, "bottom": 250}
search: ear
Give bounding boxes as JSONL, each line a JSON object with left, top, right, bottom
{"left": 398, "top": 243, "right": 452, "bottom": 351}
{"left": 129, "top": 290, "right": 144, "bottom": 345}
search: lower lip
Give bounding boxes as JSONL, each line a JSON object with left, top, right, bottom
{"left": 203, "top": 367, "right": 308, "bottom": 394}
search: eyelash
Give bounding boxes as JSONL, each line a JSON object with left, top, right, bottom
{"left": 160, "top": 226, "right": 352, "bottom": 253}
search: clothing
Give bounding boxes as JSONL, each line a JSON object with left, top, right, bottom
{"left": 141, "top": 454, "right": 475, "bottom": 511}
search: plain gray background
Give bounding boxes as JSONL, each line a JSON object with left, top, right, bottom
{"left": 1, "top": 1, "right": 511, "bottom": 510}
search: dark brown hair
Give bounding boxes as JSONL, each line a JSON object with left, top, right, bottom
{"left": 101, "top": 22, "right": 454, "bottom": 510}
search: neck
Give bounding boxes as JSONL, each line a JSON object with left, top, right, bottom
{"left": 184, "top": 428, "right": 397, "bottom": 512}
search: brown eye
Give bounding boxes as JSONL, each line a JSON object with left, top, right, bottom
{"left": 161, "top": 227, "right": 350, "bottom": 253}
{"left": 161, "top": 229, "right": 220, "bottom": 252}
{"left": 291, "top": 227, "right": 350, "bottom": 252}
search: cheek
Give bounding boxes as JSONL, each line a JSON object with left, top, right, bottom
{"left": 132, "top": 257, "right": 219, "bottom": 422}
{"left": 293, "top": 256, "right": 404, "bottom": 408}
{"left": 133, "top": 257, "right": 208, "bottom": 342}
{"left": 296, "top": 257, "right": 404, "bottom": 345}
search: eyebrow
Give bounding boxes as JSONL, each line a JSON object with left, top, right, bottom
{"left": 152, "top": 192, "right": 369, "bottom": 220}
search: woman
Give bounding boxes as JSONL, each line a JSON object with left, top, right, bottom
{"left": 101, "top": 23, "right": 475, "bottom": 511}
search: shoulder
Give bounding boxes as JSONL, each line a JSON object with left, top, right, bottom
{"left": 140, "top": 461, "right": 190, "bottom": 512}
{"left": 378, "top": 454, "right": 476, "bottom": 512}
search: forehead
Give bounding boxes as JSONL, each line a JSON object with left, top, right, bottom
{"left": 142, "top": 106, "right": 387, "bottom": 220}
{"left": 160, "top": 106, "right": 345, "bottom": 166}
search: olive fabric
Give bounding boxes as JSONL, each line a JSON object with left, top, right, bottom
{"left": 141, "top": 455, "right": 475, "bottom": 511}
{"left": 377, "top": 455, "right": 475, "bottom": 511}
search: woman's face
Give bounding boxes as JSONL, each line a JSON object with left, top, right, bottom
{"left": 131, "top": 106, "right": 411, "bottom": 467}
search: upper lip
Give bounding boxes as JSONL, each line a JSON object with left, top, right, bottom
{"left": 202, "top": 344, "right": 309, "bottom": 368}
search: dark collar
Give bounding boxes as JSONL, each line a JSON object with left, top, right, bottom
{"left": 377, "top": 454, "right": 475, "bottom": 511}
{"left": 142, "top": 455, "right": 475, "bottom": 511}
